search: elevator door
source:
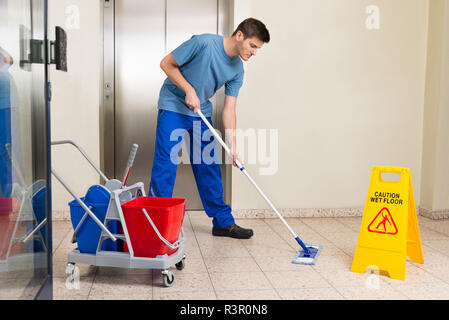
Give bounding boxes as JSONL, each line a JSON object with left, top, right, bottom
{"left": 109, "top": 0, "right": 230, "bottom": 209}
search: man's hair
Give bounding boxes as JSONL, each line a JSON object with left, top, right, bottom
{"left": 232, "top": 18, "right": 270, "bottom": 43}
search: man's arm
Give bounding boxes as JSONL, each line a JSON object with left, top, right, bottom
{"left": 160, "top": 53, "right": 201, "bottom": 113}
{"left": 222, "top": 95, "right": 243, "bottom": 167}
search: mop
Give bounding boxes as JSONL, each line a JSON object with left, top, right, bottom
{"left": 196, "top": 110, "right": 322, "bottom": 265}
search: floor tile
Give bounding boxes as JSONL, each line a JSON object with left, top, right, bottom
{"left": 153, "top": 290, "right": 217, "bottom": 300}
{"left": 264, "top": 268, "right": 331, "bottom": 289}
{"left": 423, "top": 239, "right": 449, "bottom": 256}
{"left": 52, "top": 275, "right": 95, "bottom": 298}
{"left": 392, "top": 282, "right": 449, "bottom": 300}
{"left": 277, "top": 287, "right": 345, "bottom": 300}
{"left": 415, "top": 264, "right": 449, "bottom": 284}
{"left": 414, "top": 245, "right": 449, "bottom": 266}
{"left": 197, "top": 239, "right": 251, "bottom": 258}
{"left": 334, "top": 285, "right": 408, "bottom": 300}
{"left": 302, "top": 218, "right": 351, "bottom": 234}
{"left": 253, "top": 254, "right": 311, "bottom": 272}
{"left": 380, "top": 263, "right": 443, "bottom": 287}
{"left": 243, "top": 242, "right": 297, "bottom": 258}
{"left": 183, "top": 240, "right": 203, "bottom": 259}
{"left": 204, "top": 256, "right": 260, "bottom": 273}
{"left": 54, "top": 295, "right": 89, "bottom": 300}
{"left": 152, "top": 272, "right": 214, "bottom": 294}
{"left": 0, "top": 278, "right": 33, "bottom": 299}
{"left": 419, "top": 226, "right": 449, "bottom": 241}
{"left": 335, "top": 217, "right": 363, "bottom": 232}
{"left": 89, "top": 274, "right": 153, "bottom": 299}
{"left": 319, "top": 243, "right": 351, "bottom": 257}
{"left": 311, "top": 252, "right": 353, "bottom": 271}
{"left": 314, "top": 267, "right": 373, "bottom": 288}
{"left": 422, "top": 220, "right": 449, "bottom": 236}
{"left": 88, "top": 294, "right": 152, "bottom": 300}
{"left": 210, "top": 271, "right": 273, "bottom": 291}
{"left": 216, "top": 289, "right": 280, "bottom": 300}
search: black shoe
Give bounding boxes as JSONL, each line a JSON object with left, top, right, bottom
{"left": 212, "top": 224, "right": 254, "bottom": 239}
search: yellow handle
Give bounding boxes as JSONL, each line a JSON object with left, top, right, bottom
{"left": 376, "top": 166, "right": 408, "bottom": 174}
{"left": 374, "top": 166, "right": 409, "bottom": 183}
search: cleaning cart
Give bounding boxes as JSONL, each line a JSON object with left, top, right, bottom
{"left": 52, "top": 140, "right": 186, "bottom": 287}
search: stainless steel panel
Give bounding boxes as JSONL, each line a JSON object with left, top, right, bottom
{"left": 165, "top": 0, "right": 217, "bottom": 53}
{"left": 114, "top": 0, "right": 166, "bottom": 191}
{"left": 217, "top": 0, "right": 232, "bottom": 204}
{"left": 101, "top": 0, "right": 115, "bottom": 181}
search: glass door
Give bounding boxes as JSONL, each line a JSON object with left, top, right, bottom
{"left": 0, "top": 0, "right": 52, "bottom": 299}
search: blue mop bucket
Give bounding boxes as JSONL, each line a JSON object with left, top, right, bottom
{"left": 69, "top": 185, "right": 118, "bottom": 253}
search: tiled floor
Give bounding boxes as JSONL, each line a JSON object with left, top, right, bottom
{"left": 52, "top": 213, "right": 449, "bottom": 300}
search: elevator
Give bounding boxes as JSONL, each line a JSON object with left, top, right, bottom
{"left": 101, "top": 0, "right": 233, "bottom": 209}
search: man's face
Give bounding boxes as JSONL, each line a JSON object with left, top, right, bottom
{"left": 236, "top": 31, "right": 264, "bottom": 61}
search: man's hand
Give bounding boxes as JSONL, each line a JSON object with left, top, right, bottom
{"left": 232, "top": 151, "right": 244, "bottom": 168}
{"left": 186, "top": 88, "right": 201, "bottom": 114}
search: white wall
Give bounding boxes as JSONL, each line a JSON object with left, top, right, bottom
{"left": 48, "top": 0, "right": 449, "bottom": 218}
{"left": 49, "top": 0, "right": 102, "bottom": 217}
{"left": 421, "top": 0, "right": 449, "bottom": 217}
{"left": 231, "top": 0, "right": 429, "bottom": 211}
{"left": 434, "top": 2, "right": 449, "bottom": 211}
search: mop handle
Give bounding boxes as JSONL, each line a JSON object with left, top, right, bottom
{"left": 196, "top": 111, "right": 243, "bottom": 168}
{"left": 196, "top": 110, "right": 299, "bottom": 241}
{"left": 122, "top": 144, "right": 138, "bottom": 187}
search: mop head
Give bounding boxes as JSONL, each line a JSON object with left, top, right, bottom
{"left": 292, "top": 243, "right": 322, "bottom": 265}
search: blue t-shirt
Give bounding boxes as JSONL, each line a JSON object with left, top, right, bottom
{"left": 158, "top": 33, "right": 244, "bottom": 117}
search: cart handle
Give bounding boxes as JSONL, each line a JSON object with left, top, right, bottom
{"left": 52, "top": 168, "right": 117, "bottom": 242}
{"left": 141, "top": 208, "right": 182, "bottom": 250}
{"left": 71, "top": 206, "right": 93, "bottom": 243}
{"left": 51, "top": 140, "right": 109, "bottom": 183}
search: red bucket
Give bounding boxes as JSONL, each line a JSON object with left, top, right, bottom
{"left": 121, "top": 197, "right": 186, "bottom": 258}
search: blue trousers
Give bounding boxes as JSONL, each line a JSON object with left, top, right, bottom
{"left": 149, "top": 109, "right": 234, "bottom": 229}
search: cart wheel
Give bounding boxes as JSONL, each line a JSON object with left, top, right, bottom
{"left": 162, "top": 270, "right": 175, "bottom": 287}
{"left": 175, "top": 257, "right": 186, "bottom": 271}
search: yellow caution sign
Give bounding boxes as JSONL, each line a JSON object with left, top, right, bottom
{"left": 351, "top": 166, "right": 424, "bottom": 280}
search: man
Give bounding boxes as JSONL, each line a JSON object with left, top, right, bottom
{"left": 149, "top": 18, "right": 270, "bottom": 239}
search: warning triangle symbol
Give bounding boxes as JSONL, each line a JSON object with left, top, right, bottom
{"left": 367, "top": 207, "right": 398, "bottom": 235}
